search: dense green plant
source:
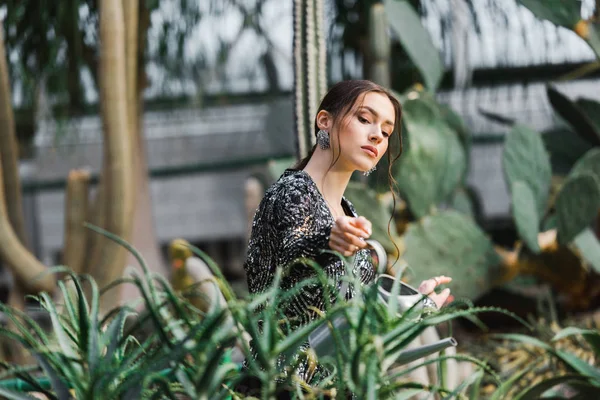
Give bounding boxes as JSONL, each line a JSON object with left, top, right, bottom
{"left": 0, "top": 226, "right": 531, "bottom": 399}
{"left": 491, "top": 321, "right": 600, "bottom": 399}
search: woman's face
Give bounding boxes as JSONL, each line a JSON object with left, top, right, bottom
{"left": 332, "top": 91, "right": 396, "bottom": 173}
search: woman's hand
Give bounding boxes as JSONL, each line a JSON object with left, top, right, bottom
{"left": 418, "top": 276, "right": 453, "bottom": 308}
{"left": 329, "top": 216, "right": 372, "bottom": 257}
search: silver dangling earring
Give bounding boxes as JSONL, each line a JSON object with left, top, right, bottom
{"left": 364, "top": 166, "right": 377, "bottom": 176}
{"left": 316, "top": 129, "right": 330, "bottom": 150}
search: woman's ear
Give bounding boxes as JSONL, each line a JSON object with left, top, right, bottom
{"left": 316, "top": 110, "right": 333, "bottom": 131}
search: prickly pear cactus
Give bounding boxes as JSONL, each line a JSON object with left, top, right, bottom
{"left": 570, "top": 148, "right": 600, "bottom": 182}
{"left": 511, "top": 181, "right": 541, "bottom": 253}
{"left": 403, "top": 210, "right": 502, "bottom": 300}
{"left": 396, "top": 97, "right": 467, "bottom": 218}
{"left": 555, "top": 172, "right": 600, "bottom": 245}
{"left": 573, "top": 228, "right": 600, "bottom": 274}
{"left": 502, "top": 124, "right": 552, "bottom": 215}
{"left": 344, "top": 181, "right": 401, "bottom": 255}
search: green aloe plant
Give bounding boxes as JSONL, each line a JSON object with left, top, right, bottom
{"left": 0, "top": 225, "right": 527, "bottom": 399}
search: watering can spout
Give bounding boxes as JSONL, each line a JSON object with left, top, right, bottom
{"left": 395, "top": 337, "right": 457, "bottom": 366}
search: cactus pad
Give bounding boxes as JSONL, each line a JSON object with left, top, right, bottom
{"left": 569, "top": 148, "right": 600, "bottom": 184}
{"left": 403, "top": 210, "right": 502, "bottom": 300}
{"left": 502, "top": 124, "right": 552, "bottom": 215}
{"left": 573, "top": 228, "right": 600, "bottom": 274}
{"left": 555, "top": 172, "right": 600, "bottom": 245}
{"left": 511, "top": 181, "right": 541, "bottom": 253}
{"left": 396, "top": 98, "right": 467, "bottom": 218}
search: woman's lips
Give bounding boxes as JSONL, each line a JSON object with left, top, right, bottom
{"left": 362, "top": 146, "right": 378, "bottom": 157}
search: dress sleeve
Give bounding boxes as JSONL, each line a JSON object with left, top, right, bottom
{"left": 272, "top": 186, "right": 332, "bottom": 271}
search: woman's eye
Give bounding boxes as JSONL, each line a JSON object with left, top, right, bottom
{"left": 383, "top": 132, "right": 391, "bottom": 138}
{"left": 358, "top": 116, "right": 369, "bottom": 124}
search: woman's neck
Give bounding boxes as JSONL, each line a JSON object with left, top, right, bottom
{"left": 302, "top": 151, "right": 352, "bottom": 213}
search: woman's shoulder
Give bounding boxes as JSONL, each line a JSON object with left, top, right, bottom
{"left": 265, "top": 169, "right": 317, "bottom": 201}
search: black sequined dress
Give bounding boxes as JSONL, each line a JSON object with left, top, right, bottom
{"left": 243, "top": 169, "right": 376, "bottom": 383}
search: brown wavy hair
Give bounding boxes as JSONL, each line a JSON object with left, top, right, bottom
{"left": 294, "top": 79, "right": 404, "bottom": 267}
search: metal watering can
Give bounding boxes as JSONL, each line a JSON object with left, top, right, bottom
{"left": 308, "top": 240, "right": 457, "bottom": 364}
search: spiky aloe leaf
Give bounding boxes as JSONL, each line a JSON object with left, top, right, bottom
{"left": 383, "top": 0, "right": 443, "bottom": 91}
{"left": 511, "top": 181, "right": 541, "bottom": 253}
{"left": 546, "top": 86, "right": 600, "bottom": 146}
{"left": 514, "top": 374, "right": 592, "bottom": 400}
{"left": 552, "top": 326, "right": 600, "bottom": 355}
{"left": 573, "top": 228, "right": 600, "bottom": 274}
{"left": 502, "top": 124, "right": 552, "bottom": 215}
{"left": 403, "top": 211, "right": 502, "bottom": 300}
{"left": 494, "top": 333, "right": 600, "bottom": 381}
{"left": 555, "top": 172, "right": 600, "bottom": 244}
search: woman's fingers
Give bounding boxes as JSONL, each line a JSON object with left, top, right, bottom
{"left": 334, "top": 216, "right": 370, "bottom": 239}
{"left": 353, "top": 216, "right": 372, "bottom": 236}
{"left": 329, "top": 235, "right": 362, "bottom": 256}
{"left": 328, "top": 216, "right": 374, "bottom": 256}
{"left": 417, "top": 276, "right": 453, "bottom": 308}
{"left": 429, "top": 288, "right": 451, "bottom": 309}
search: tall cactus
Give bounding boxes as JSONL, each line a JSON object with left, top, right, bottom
{"left": 368, "top": 3, "right": 391, "bottom": 87}
{"left": 293, "top": 0, "right": 327, "bottom": 160}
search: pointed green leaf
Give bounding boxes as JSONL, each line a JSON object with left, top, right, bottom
{"left": 546, "top": 86, "right": 600, "bottom": 146}
{"left": 34, "top": 354, "right": 71, "bottom": 399}
{"left": 552, "top": 326, "right": 600, "bottom": 355}
{"left": 0, "top": 388, "right": 38, "bottom": 400}
{"left": 515, "top": 374, "right": 591, "bottom": 400}
{"left": 555, "top": 350, "right": 600, "bottom": 381}
{"left": 384, "top": 0, "right": 443, "bottom": 91}
{"left": 516, "top": 0, "right": 581, "bottom": 29}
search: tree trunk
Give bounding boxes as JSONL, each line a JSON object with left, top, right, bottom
{"left": 89, "top": 0, "right": 134, "bottom": 313}
{"left": 121, "top": 0, "right": 168, "bottom": 305}
{"left": 63, "top": 169, "right": 91, "bottom": 274}
{"left": 0, "top": 25, "right": 55, "bottom": 294}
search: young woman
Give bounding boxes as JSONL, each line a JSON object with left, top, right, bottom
{"left": 242, "top": 80, "right": 451, "bottom": 387}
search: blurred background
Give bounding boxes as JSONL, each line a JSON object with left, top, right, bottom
{"left": 2, "top": 0, "right": 600, "bottom": 322}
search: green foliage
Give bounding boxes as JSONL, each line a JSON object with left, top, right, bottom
{"left": 511, "top": 181, "right": 541, "bottom": 254}
{"left": 515, "top": 0, "right": 581, "bottom": 29}
{"left": 493, "top": 326, "right": 600, "bottom": 399}
{"left": 573, "top": 229, "right": 600, "bottom": 274}
{"left": 0, "top": 226, "right": 524, "bottom": 399}
{"left": 570, "top": 148, "right": 600, "bottom": 181}
{"left": 517, "top": 0, "right": 600, "bottom": 59}
{"left": 502, "top": 124, "right": 552, "bottom": 216}
{"left": 383, "top": 0, "right": 444, "bottom": 91}
{"left": 395, "top": 95, "right": 467, "bottom": 218}
{"left": 547, "top": 86, "right": 600, "bottom": 147}
{"left": 403, "top": 210, "right": 502, "bottom": 300}
{"left": 555, "top": 172, "right": 600, "bottom": 245}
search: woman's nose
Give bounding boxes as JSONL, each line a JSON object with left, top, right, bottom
{"left": 369, "top": 129, "right": 383, "bottom": 143}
